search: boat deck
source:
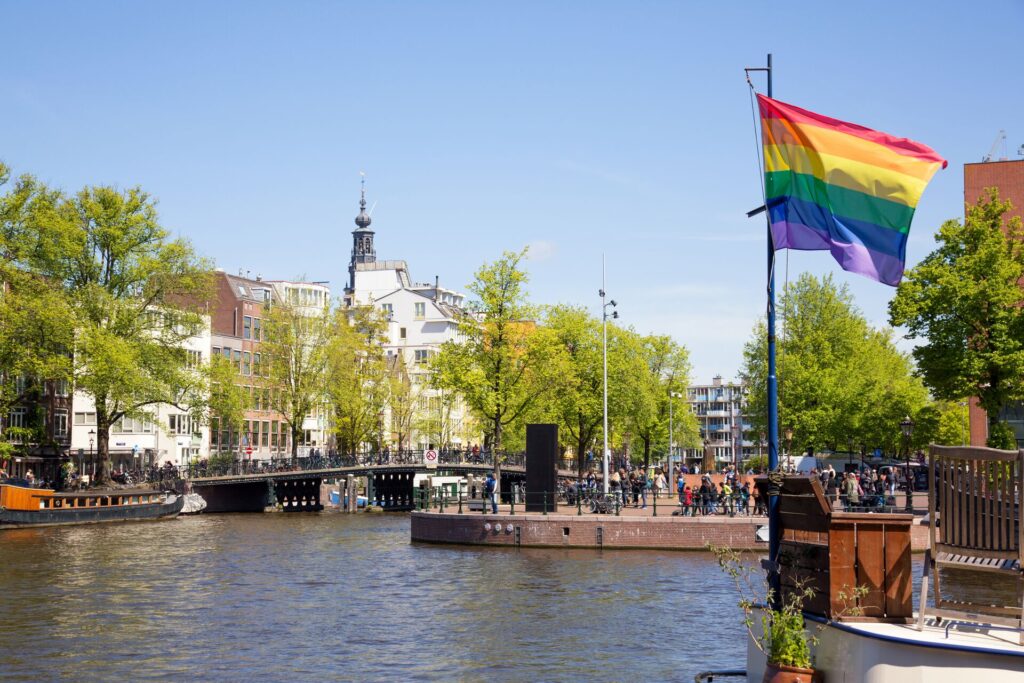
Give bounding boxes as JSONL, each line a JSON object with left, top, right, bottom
{"left": 826, "top": 616, "right": 1024, "bottom": 657}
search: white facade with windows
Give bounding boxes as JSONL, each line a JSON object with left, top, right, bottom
{"left": 70, "top": 317, "right": 212, "bottom": 470}
{"left": 683, "top": 375, "right": 754, "bottom": 468}
{"left": 342, "top": 183, "right": 477, "bottom": 451}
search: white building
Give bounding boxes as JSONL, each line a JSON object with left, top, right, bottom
{"left": 71, "top": 316, "right": 212, "bottom": 472}
{"left": 343, "top": 181, "right": 476, "bottom": 451}
{"left": 683, "top": 375, "right": 754, "bottom": 469}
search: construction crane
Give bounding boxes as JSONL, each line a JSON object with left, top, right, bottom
{"left": 982, "top": 130, "right": 1007, "bottom": 162}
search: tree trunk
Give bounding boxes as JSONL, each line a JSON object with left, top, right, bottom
{"left": 291, "top": 423, "right": 300, "bottom": 463}
{"left": 492, "top": 416, "right": 502, "bottom": 491}
{"left": 94, "top": 408, "right": 110, "bottom": 486}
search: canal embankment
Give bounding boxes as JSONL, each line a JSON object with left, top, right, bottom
{"left": 410, "top": 508, "right": 931, "bottom": 551}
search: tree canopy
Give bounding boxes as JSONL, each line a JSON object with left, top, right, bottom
{"left": 4, "top": 173, "right": 212, "bottom": 482}
{"left": 889, "top": 190, "right": 1024, "bottom": 446}
{"left": 743, "top": 272, "right": 930, "bottom": 456}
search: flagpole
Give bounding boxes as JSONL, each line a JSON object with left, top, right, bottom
{"left": 763, "top": 53, "right": 781, "bottom": 607}
{"left": 746, "top": 52, "right": 781, "bottom": 605}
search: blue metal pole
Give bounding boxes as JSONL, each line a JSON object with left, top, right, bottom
{"left": 763, "top": 53, "right": 782, "bottom": 607}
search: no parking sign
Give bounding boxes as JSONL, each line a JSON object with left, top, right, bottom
{"left": 424, "top": 449, "right": 438, "bottom": 468}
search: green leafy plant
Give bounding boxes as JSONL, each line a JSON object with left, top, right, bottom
{"left": 709, "top": 544, "right": 866, "bottom": 669}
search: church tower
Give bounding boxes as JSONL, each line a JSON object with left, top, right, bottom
{"left": 348, "top": 175, "right": 376, "bottom": 292}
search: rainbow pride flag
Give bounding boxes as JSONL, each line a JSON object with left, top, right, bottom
{"left": 758, "top": 95, "right": 946, "bottom": 286}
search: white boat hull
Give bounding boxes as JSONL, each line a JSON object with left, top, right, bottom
{"left": 747, "top": 610, "right": 1024, "bottom": 682}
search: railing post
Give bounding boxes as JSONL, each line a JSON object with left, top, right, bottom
{"left": 458, "top": 491, "right": 463, "bottom": 514}
{"left": 577, "top": 491, "right": 582, "bottom": 516}
{"left": 543, "top": 491, "right": 548, "bottom": 516}
{"left": 653, "top": 491, "right": 657, "bottom": 517}
{"left": 615, "top": 495, "right": 621, "bottom": 516}
{"left": 510, "top": 491, "right": 515, "bottom": 515}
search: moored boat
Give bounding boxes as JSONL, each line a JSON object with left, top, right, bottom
{"left": 0, "top": 480, "right": 184, "bottom": 529}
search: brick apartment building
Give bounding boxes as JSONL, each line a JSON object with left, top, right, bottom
{"left": 963, "top": 158, "right": 1024, "bottom": 447}
{"left": 208, "top": 271, "right": 288, "bottom": 461}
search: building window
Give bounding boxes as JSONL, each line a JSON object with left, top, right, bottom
{"left": 168, "top": 414, "right": 195, "bottom": 436}
{"left": 234, "top": 350, "right": 242, "bottom": 373}
{"left": 400, "top": 327, "right": 407, "bottom": 340}
{"left": 381, "top": 303, "right": 393, "bottom": 316}
{"left": 186, "top": 350, "right": 202, "bottom": 368}
{"left": 414, "top": 302, "right": 426, "bottom": 319}
{"left": 74, "top": 412, "right": 97, "bottom": 425}
{"left": 53, "top": 410, "right": 69, "bottom": 438}
{"left": 414, "top": 349, "right": 431, "bottom": 365}
{"left": 262, "top": 421, "right": 270, "bottom": 447}
{"left": 253, "top": 318, "right": 261, "bottom": 341}
{"left": 271, "top": 421, "right": 279, "bottom": 449}
{"left": 253, "top": 353, "right": 261, "bottom": 376}
{"left": 243, "top": 352, "right": 251, "bottom": 376}
{"left": 54, "top": 378, "right": 70, "bottom": 397}
{"left": 243, "top": 316, "right": 252, "bottom": 340}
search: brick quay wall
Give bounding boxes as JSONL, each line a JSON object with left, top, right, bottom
{"left": 410, "top": 511, "right": 931, "bottom": 552}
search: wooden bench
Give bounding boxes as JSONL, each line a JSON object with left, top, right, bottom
{"left": 918, "top": 445, "right": 1024, "bottom": 643}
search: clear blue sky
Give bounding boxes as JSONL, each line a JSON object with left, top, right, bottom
{"left": 3, "top": 1, "right": 1022, "bottom": 382}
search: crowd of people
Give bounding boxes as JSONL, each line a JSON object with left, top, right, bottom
{"left": 559, "top": 465, "right": 767, "bottom": 516}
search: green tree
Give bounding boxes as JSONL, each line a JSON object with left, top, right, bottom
{"left": 263, "top": 300, "right": 332, "bottom": 461}
{"left": 387, "top": 353, "right": 418, "bottom": 454}
{"left": 207, "top": 354, "right": 249, "bottom": 456}
{"left": 0, "top": 165, "right": 74, "bottom": 460}
{"left": 628, "top": 334, "right": 699, "bottom": 469}
{"left": 743, "top": 273, "right": 929, "bottom": 456}
{"left": 327, "top": 305, "right": 389, "bottom": 456}
{"left": 12, "top": 182, "right": 211, "bottom": 483}
{"left": 431, "top": 249, "right": 566, "bottom": 476}
{"left": 889, "top": 190, "right": 1024, "bottom": 447}
{"left": 542, "top": 305, "right": 604, "bottom": 475}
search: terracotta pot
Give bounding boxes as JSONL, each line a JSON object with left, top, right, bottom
{"left": 762, "top": 662, "right": 821, "bottom": 683}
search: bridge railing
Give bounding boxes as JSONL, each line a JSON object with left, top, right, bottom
{"left": 185, "top": 449, "right": 532, "bottom": 479}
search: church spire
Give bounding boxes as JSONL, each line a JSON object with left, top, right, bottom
{"left": 348, "top": 173, "right": 376, "bottom": 293}
{"left": 355, "top": 172, "right": 372, "bottom": 230}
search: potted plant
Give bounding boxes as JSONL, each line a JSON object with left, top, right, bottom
{"left": 710, "top": 544, "right": 865, "bottom": 683}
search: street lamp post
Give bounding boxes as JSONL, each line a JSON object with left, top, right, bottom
{"left": 958, "top": 401, "right": 968, "bottom": 446}
{"left": 669, "top": 391, "right": 682, "bottom": 477}
{"left": 600, "top": 255, "right": 618, "bottom": 494}
{"left": 87, "top": 429, "right": 95, "bottom": 481}
{"left": 783, "top": 427, "right": 793, "bottom": 472}
{"left": 900, "top": 415, "right": 915, "bottom": 512}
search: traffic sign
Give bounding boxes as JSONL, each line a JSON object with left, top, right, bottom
{"left": 424, "top": 449, "right": 438, "bottom": 468}
{"left": 245, "top": 446, "right": 253, "bottom": 456}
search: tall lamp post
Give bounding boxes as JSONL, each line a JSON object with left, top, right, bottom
{"left": 668, "top": 391, "right": 682, "bottom": 477}
{"left": 600, "top": 255, "right": 618, "bottom": 493}
{"left": 900, "top": 415, "right": 915, "bottom": 512}
{"left": 783, "top": 427, "right": 793, "bottom": 472}
{"left": 87, "top": 429, "right": 95, "bottom": 480}
{"left": 957, "top": 401, "right": 968, "bottom": 445}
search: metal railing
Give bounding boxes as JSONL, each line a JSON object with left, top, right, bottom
{"left": 411, "top": 487, "right": 773, "bottom": 518}
{"left": 185, "top": 449, "right": 531, "bottom": 479}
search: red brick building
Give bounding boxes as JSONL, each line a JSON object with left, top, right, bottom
{"left": 963, "top": 159, "right": 1024, "bottom": 447}
{"left": 208, "top": 271, "right": 289, "bottom": 460}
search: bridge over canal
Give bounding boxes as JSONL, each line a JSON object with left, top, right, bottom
{"left": 190, "top": 460, "right": 578, "bottom": 514}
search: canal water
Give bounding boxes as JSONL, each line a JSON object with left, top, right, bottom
{"left": 0, "top": 513, "right": 753, "bottom": 681}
